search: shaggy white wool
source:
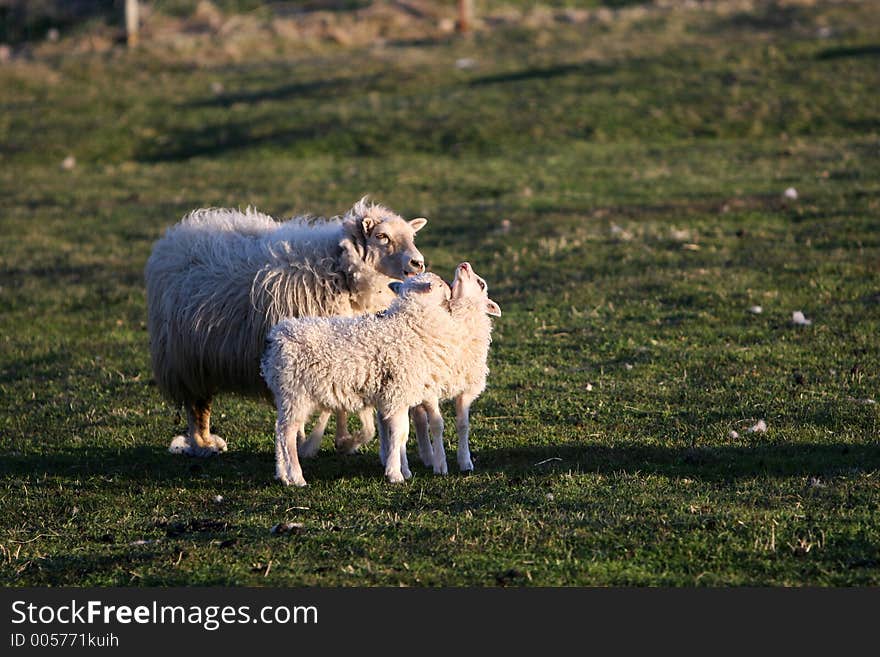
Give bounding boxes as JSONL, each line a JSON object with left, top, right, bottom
{"left": 144, "top": 198, "right": 427, "bottom": 455}
{"left": 262, "top": 273, "right": 458, "bottom": 486}
{"left": 400, "top": 262, "right": 501, "bottom": 474}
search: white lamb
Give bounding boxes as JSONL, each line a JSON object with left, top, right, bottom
{"left": 261, "top": 273, "right": 458, "bottom": 486}
{"left": 144, "top": 198, "right": 427, "bottom": 457}
{"left": 379, "top": 262, "right": 501, "bottom": 475}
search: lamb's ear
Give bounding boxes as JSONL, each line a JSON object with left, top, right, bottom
{"left": 388, "top": 281, "right": 404, "bottom": 296}
{"left": 409, "top": 217, "right": 427, "bottom": 233}
{"left": 403, "top": 281, "right": 431, "bottom": 295}
{"left": 485, "top": 298, "right": 502, "bottom": 317}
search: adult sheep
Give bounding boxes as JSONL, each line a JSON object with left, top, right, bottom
{"left": 145, "top": 197, "right": 428, "bottom": 457}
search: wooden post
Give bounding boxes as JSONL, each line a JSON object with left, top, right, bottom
{"left": 125, "top": 0, "right": 139, "bottom": 47}
{"left": 457, "top": 0, "right": 473, "bottom": 33}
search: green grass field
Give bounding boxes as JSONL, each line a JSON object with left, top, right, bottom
{"left": 1, "top": 0, "right": 879, "bottom": 586}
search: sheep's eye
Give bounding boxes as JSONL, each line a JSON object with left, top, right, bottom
{"left": 375, "top": 233, "right": 389, "bottom": 243}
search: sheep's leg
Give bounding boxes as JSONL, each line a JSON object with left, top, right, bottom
{"left": 383, "top": 410, "right": 410, "bottom": 484}
{"left": 306, "top": 409, "right": 332, "bottom": 446}
{"left": 455, "top": 393, "right": 477, "bottom": 472}
{"left": 410, "top": 404, "right": 434, "bottom": 466}
{"left": 421, "top": 398, "right": 448, "bottom": 475}
{"left": 338, "top": 408, "right": 375, "bottom": 454}
{"left": 331, "top": 409, "right": 355, "bottom": 451}
{"left": 275, "top": 408, "right": 307, "bottom": 487}
{"left": 169, "top": 399, "right": 227, "bottom": 457}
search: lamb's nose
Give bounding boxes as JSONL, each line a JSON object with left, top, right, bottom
{"left": 410, "top": 258, "right": 425, "bottom": 272}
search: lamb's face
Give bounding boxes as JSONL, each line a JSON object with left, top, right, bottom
{"left": 451, "top": 262, "right": 501, "bottom": 317}
{"left": 391, "top": 272, "right": 451, "bottom": 308}
{"left": 361, "top": 209, "right": 427, "bottom": 281}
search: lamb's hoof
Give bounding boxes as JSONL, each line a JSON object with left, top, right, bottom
{"left": 433, "top": 463, "right": 449, "bottom": 475}
{"left": 276, "top": 472, "right": 307, "bottom": 487}
{"left": 168, "top": 435, "right": 226, "bottom": 456}
{"left": 458, "top": 460, "right": 474, "bottom": 473}
{"left": 417, "top": 446, "right": 434, "bottom": 467}
{"left": 385, "top": 470, "right": 406, "bottom": 484}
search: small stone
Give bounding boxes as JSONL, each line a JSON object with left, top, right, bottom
{"left": 783, "top": 187, "right": 798, "bottom": 200}
{"left": 270, "top": 522, "right": 304, "bottom": 535}
{"left": 746, "top": 420, "right": 768, "bottom": 434}
{"left": 791, "top": 311, "right": 812, "bottom": 326}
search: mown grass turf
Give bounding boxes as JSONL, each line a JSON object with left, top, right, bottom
{"left": 1, "top": 1, "right": 879, "bottom": 585}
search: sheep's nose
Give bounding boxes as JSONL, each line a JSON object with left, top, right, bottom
{"left": 410, "top": 258, "right": 425, "bottom": 272}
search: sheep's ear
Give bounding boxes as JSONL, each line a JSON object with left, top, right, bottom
{"left": 388, "top": 281, "right": 404, "bottom": 296}
{"left": 485, "top": 299, "right": 502, "bottom": 317}
{"left": 409, "top": 217, "right": 427, "bottom": 233}
{"left": 362, "top": 215, "right": 379, "bottom": 237}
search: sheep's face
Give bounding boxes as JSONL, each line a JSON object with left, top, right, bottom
{"left": 389, "top": 272, "right": 451, "bottom": 309}
{"left": 358, "top": 205, "right": 427, "bottom": 281}
{"left": 451, "top": 262, "right": 501, "bottom": 317}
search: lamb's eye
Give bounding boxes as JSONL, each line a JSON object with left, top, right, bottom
{"left": 478, "top": 280, "right": 486, "bottom": 290}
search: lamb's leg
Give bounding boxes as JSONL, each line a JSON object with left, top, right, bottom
{"left": 306, "top": 409, "right": 332, "bottom": 446}
{"left": 400, "top": 437, "right": 412, "bottom": 480}
{"left": 377, "top": 412, "right": 388, "bottom": 466}
{"left": 169, "top": 399, "right": 227, "bottom": 457}
{"left": 357, "top": 407, "right": 376, "bottom": 448}
{"left": 421, "top": 398, "right": 448, "bottom": 475}
{"left": 298, "top": 409, "right": 328, "bottom": 459}
{"left": 275, "top": 410, "right": 307, "bottom": 487}
{"left": 455, "top": 393, "right": 477, "bottom": 472}
{"left": 383, "top": 410, "right": 410, "bottom": 484}
{"left": 410, "top": 404, "right": 433, "bottom": 466}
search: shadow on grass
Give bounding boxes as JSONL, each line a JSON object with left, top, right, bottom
{"left": 816, "top": 45, "right": 880, "bottom": 60}
{"left": 184, "top": 74, "right": 379, "bottom": 109}
{"left": 468, "top": 60, "right": 619, "bottom": 87}
{"left": 475, "top": 442, "right": 880, "bottom": 482}
{"left": 138, "top": 119, "right": 336, "bottom": 162}
{"left": 3, "top": 441, "right": 877, "bottom": 488}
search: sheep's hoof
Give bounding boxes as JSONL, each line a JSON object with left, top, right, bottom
{"left": 168, "top": 435, "right": 227, "bottom": 456}
{"left": 297, "top": 440, "right": 321, "bottom": 459}
{"left": 458, "top": 461, "right": 474, "bottom": 473}
{"left": 334, "top": 435, "right": 360, "bottom": 455}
